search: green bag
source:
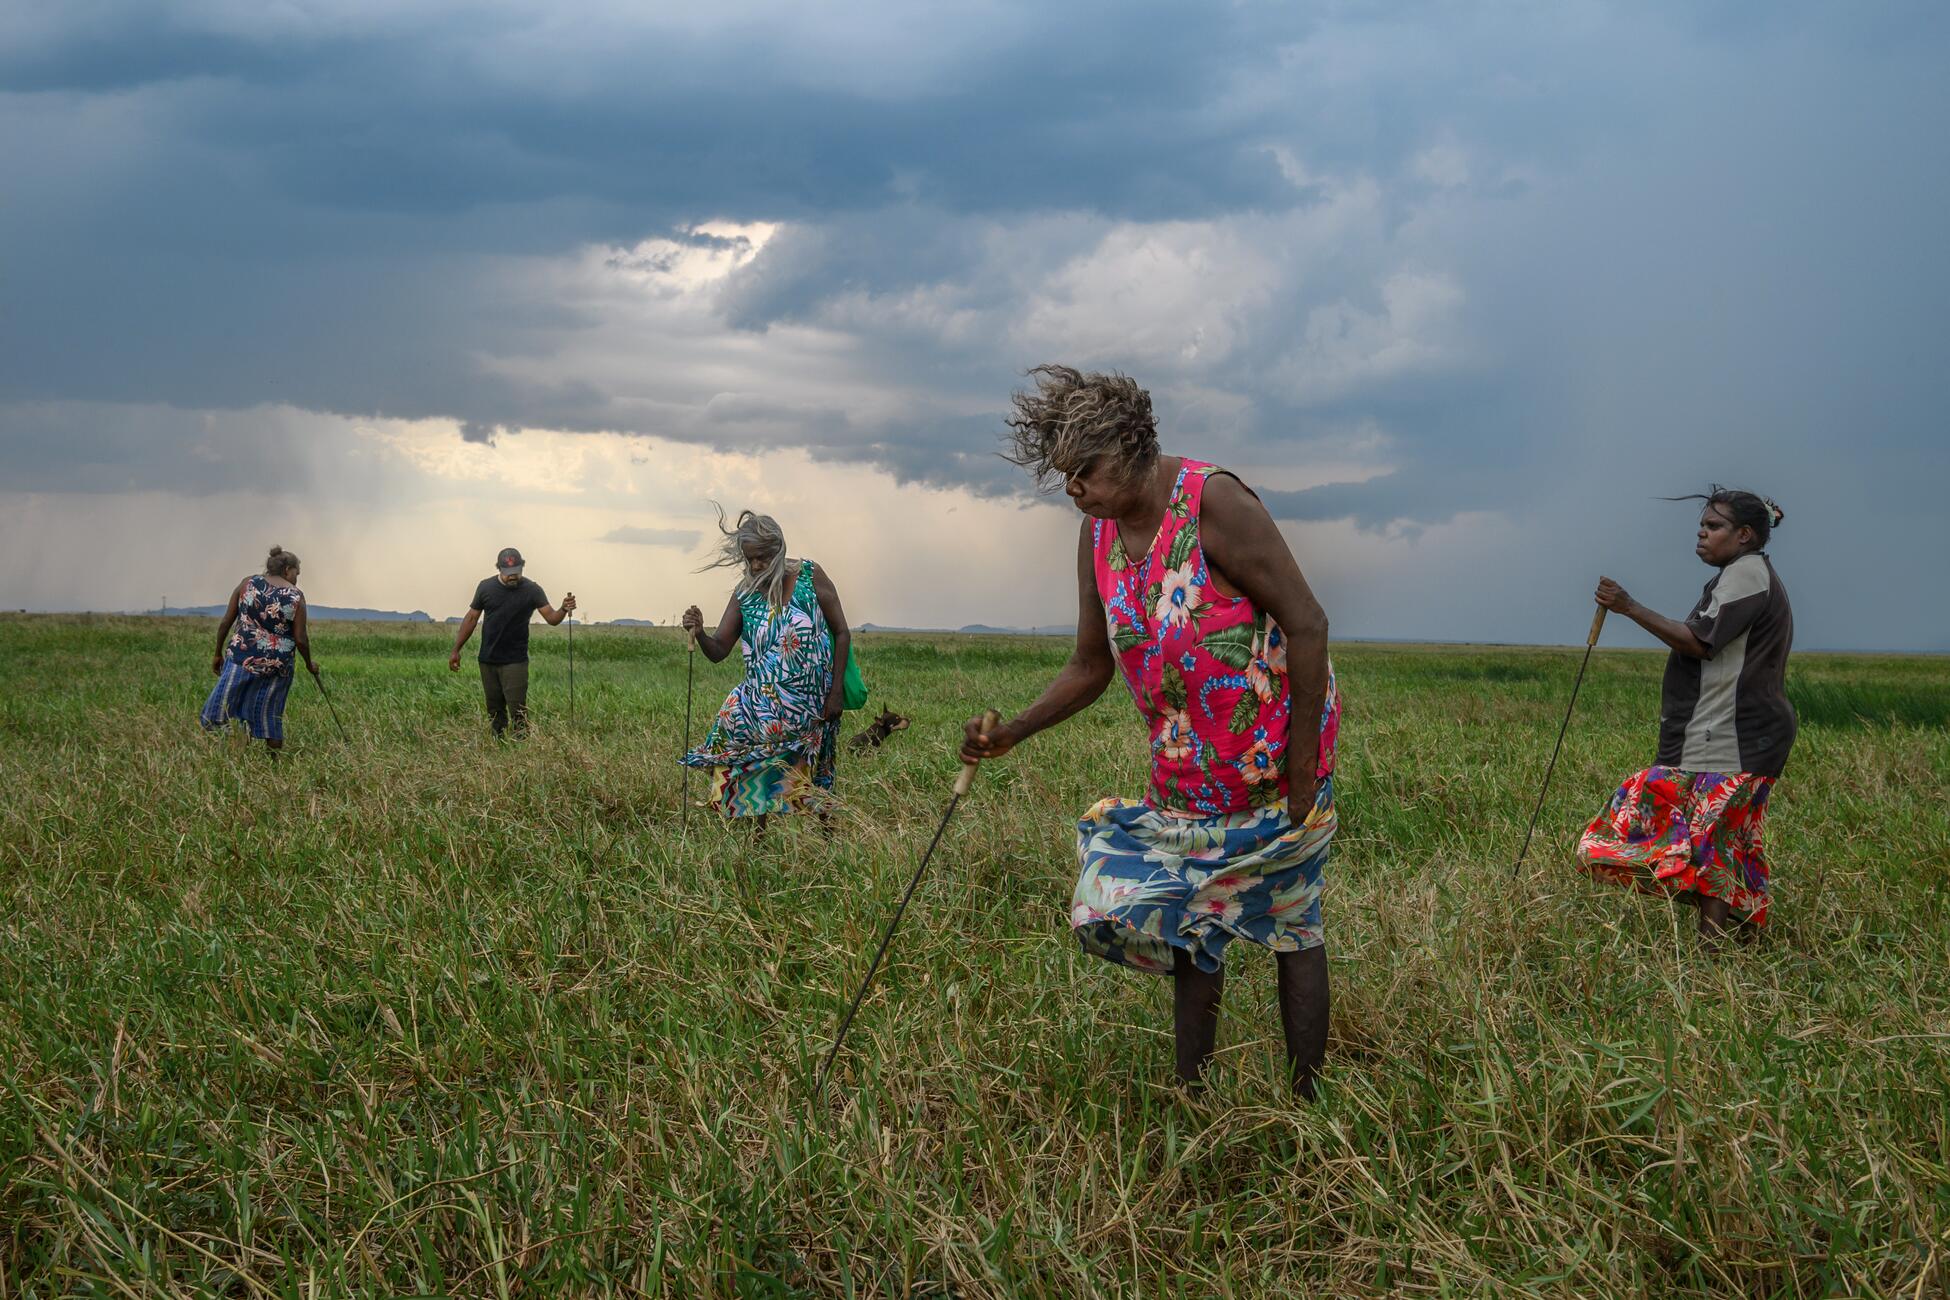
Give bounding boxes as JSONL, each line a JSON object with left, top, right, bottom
{"left": 841, "top": 645, "right": 869, "bottom": 711}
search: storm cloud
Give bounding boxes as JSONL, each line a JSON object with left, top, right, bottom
{"left": 2, "top": 1, "right": 1946, "bottom": 645}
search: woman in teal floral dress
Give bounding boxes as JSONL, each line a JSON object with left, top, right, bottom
{"left": 681, "top": 510, "right": 852, "bottom": 823}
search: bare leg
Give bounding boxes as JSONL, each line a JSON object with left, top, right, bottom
{"left": 1697, "top": 894, "right": 1731, "bottom": 950}
{"left": 1277, "top": 945, "right": 1330, "bottom": 1101}
{"left": 1172, "top": 948, "right": 1225, "bottom": 1087}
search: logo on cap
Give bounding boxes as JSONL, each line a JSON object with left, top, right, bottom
{"left": 496, "top": 547, "right": 524, "bottom": 571}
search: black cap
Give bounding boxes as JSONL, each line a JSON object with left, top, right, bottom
{"left": 496, "top": 547, "right": 525, "bottom": 574}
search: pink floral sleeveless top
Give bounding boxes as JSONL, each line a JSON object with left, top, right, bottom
{"left": 1092, "top": 459, "right": 1340, "bottom": 817}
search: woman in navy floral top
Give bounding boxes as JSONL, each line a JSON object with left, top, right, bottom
{"left": 199, "top": 545, "right": 318, "bottom": 753}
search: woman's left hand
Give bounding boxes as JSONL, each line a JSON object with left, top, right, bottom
{"left": 822, "top": 689, "right": 844, "bottom": 723}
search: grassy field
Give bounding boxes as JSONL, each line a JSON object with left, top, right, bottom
{"left": 2, "top": 613, "right": 1946, "bottom": 1297}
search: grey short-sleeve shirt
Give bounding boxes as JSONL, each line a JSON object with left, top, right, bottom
{"left": 1656, "top": 553, "right": 1797, "bottom": 777}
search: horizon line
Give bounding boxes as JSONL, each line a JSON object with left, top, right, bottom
{"left": 0, "top": 609, "right": 1941, "bottom": 657}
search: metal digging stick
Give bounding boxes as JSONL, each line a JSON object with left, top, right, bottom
{"left": 566, "top": 605, "right": 575, "bottom": 730}
{"left": 309, "top": 668, "right": 351, "bottom": 744}
{"left": 815, "top": 708, "right": 1001, "bottom": 1105}
{"left": 681, "top": 629, "right": 697, "bottom": 832}
{"left": 1513, "top": 604, "right": 1607, "bottom": 876}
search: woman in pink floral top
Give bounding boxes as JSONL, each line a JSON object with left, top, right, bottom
{"left": 962, "top": 366, "right": 1340, "bottom": 1098}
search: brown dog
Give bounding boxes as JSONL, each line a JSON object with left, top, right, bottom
{"left": 848, "top": 706, "right": 910, "bottom": 752}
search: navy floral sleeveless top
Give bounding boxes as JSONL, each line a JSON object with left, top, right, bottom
{"left": 226, "top": 574, "right": 302, "bottom": 676}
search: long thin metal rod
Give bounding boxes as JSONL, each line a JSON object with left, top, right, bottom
{"left": 1513, "top": 605, "right": 1607, "bottom": 875}
{"left": 681, "top": 632, "right": 696, "bottom": 832}
{"left": 815, "top": 791, "right": 962, "bottom": 1103}
{"left": 309, "top": 669, "right": 351, "bottom": 744}
{"left": 816, "top": 709, "right": 999, "bottom": 1104}
{"left": 566, "top": 612, "right": 575, "bottom": 729}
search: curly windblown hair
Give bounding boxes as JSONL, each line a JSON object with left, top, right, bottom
{"left": 1003, "top": 365, "right": 1160, "bottom": 492}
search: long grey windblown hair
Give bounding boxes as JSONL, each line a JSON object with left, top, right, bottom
{"left": 702, "top": 506, "right": 791, "bottom": 610}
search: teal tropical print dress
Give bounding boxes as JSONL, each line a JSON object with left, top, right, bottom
{"left": 680, "top": 560, "right": 840, "bottom": 817}
{"left": 1072, "top": 460, "right": 1342, "bottom": 975}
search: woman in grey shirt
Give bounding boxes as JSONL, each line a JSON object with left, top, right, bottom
{"left": 1580, "top": 487, "right": 1794, "bottom": 946}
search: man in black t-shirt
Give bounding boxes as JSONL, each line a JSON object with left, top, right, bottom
{"left": 447, "top": 547, "right": 576, "bottom": 737}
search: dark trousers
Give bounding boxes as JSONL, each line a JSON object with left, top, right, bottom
{"left": 479, "top": 660, "right": 530, "bottom": 736}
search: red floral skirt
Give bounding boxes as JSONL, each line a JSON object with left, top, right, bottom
{"left": 1578, "top": 766, "right": 1775, "bottom": 926}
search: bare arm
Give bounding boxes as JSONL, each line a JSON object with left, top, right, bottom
{"left": 683, "top": 596, "right": 744, "bottom": 663}
{"left": 538, "top": 591, "right": 577, "bottom": 626}
{"left": 449, "top": 607, "right": 481, "bottom": 669}
{"left": 961, "top": 522, "right": 1117, "bottom": 761}
{"left": 1596, "top": 577, "right": 1709, "bottom": 658}
{"left": 812, "top": 563, "right": 851, "bottom": 721}
{"left": 1199, "top": 473, "right": 1329, "bottom": 807}
{"left": 211, "top": 580, "right": 243, "bottom": 674}
{"left": 292, "top": 596, "right": 316, "bottom": 674}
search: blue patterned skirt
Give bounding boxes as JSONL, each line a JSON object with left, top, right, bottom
{"left": 1072, "top": 777, "right": 1335, "bottom": 974}
{"left": 200, "top": 661, "right": 293, "bottom": 742}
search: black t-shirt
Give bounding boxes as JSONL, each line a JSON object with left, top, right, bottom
{"left": 471, "top": 576, "right": 548, "bottom": 665}
{"left": 1656, "top": 553, "right": 1796, "bottom": 777}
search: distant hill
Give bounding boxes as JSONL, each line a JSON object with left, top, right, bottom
{"left": 959, "top": 623, "right": 1074, "bottom": 636}
{"left": 319, "top": 607, "right": 434, "bottom": 623}
{"left": 148, "top": 605, "right": 434, "bottom": 623}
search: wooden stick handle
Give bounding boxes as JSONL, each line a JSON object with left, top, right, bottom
{"left": 955, "top": 710, "right": 1003, "bottom": 796}
{"left": 1587, "top": 604, "right": 1608, "bottom": 648}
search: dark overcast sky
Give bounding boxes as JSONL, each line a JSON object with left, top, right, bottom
{"left": 2, "top": 1, "right": 1945, "bottom": 647}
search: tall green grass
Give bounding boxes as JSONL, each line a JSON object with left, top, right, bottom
{"left": 1, "top": 615, "right": 1945, "bottom": 1296}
